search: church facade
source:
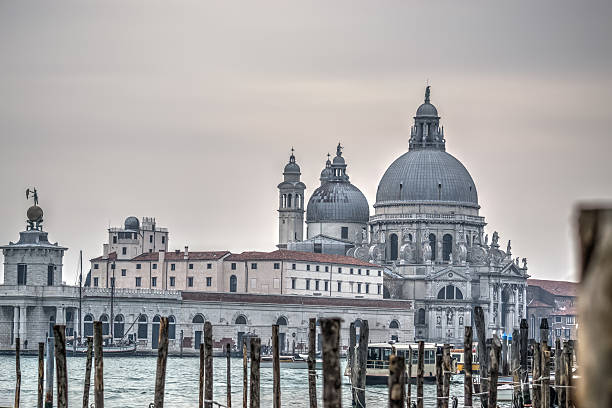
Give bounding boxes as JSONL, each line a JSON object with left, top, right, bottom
{"left": 283, "top": 87, "right": 529, "bottom": 343}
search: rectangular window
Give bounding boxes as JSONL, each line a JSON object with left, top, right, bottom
{"left": 17, "top": 264, "right": 27, "bottom": 285}
{"left": 566, "top": 316, "right": 575, "bottom": 324}
{"left": 149, "top": 235, "right": 153, "bottom": 243}
{"left": 324, "top": 281, "right": 328, "bottom": 291}
{"left": 291, "top": 278, "right": 296, "bottom": 289}
{"left": 250, "top": 278, "right": 256, "bottom": 289}
{"left": 231, "top": 263, "right": 237, "bottom": 270}
{"left": 161, "top": 236, "right": 166, "bottom": 244}
{"left": 188, "top": 277, "right": 194, "bottom": 287}
{"left": 170, "top": 276, "right": 175, "bottom": 287}
{"left": 315, "top": 280, "right": 320, "bottom": 290}
{"left": 378, "top": 284, "right": 381, "bottom": 295}
{"left": 366, "top": 283, "right": 370, "bottom": 294}
{"left": 189, "top": 263, "right": 194, "bottom": 270}
{"left": 110, "top": 277, "right": 115, "bottom": 287}
{"left": 121, "top": 269, "right": 127, "bottom": 276}
{"left": 171, "top": 263, "right": 176, "bottom": 271}
{"left": 341, "top": 226, "right": 349, "bottom": 239}
{"left": 555, "top": 316, "right": 562, "bottom": 323}
{"left": 350, "top": 268, "right": 354, "bottom": 275}
{"left": 306, "top": 265, "right": 310, "bottom": 271}
{"left": 113, "top": 236, "right": 117, "bottom": 244}
{"left": 93, "top": 277, "right": 99, "bottom": 287}
{"left": 555, "top": 328, "right": 562, "bottom": 337}
{"left": 366, "top": 269, "right": 370, "bottom": 276}
{"left": 378, "top": 270, "right": 382, "bottom": 277}
{"left": 337, "top": 281, "right": 342, "bottom": 292}
{"left": 207, "top": 263, "right": 212, "bottom": 269}
{"left": 136, "top": 264, "right": 141, "bottom": 270}
{"left": 135, "top": 277, "right": 142, "bottom": 287}
{"left": 357, "top": 283, "right": 362, "bottom": 293}
{"left": 325, "top": 266, "right": 329, "bottom": 272}
{"left": 338, "top": 267, "right": 342, "bottom": 273}
{"left": 314, "top": 243, "right": 322, "bottom": 253}
{"left": 94, "top": 264, "right": 99, "bottom": 269}
{"left": 358, "top": 269, "right": 361, "bottom": 275}
{"left": 152, "top": 277, "right": 157, "bottom": 287}
{"left": 122, "top": 247, "right": 127, "bottom": 255}
{"left": 274, "top": 263, "right": 280, "bottom": 270}
{"left": 251, "top": 263, "right": 257, "bottom": 270}
{"left": 316, "top": 265, "right": 320, "bottom": 272}
{"left": 292, "top": 263, "right": 296, "bottom": 270}
{"left": 47, "top": 265, "right": 54, "bottom": 286}
{"left": 564, "top": 329, "right": 570, "bottom": 338}
{"left": 152, "top": 263, "right": 157, "bottom": 270}
{"left": 306, "top": 279, "right": 311, "bottom": 290}
{"left": 206, "top": 277, "right": 212, "bottom": 287}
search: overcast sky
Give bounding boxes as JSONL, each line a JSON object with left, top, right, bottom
{"left": 1, "top": 1, "right": 611, "bottom": 284}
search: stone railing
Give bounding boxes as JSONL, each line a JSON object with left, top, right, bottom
{"left": 83, "top": 287, "right": 182, "bottom": 299}
{"left": 369, "top": 213, "right": 485, "bottom": 224}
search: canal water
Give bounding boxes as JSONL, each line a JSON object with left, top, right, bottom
{"left": 0, "top": 355, "right": 510, "bottom": 407}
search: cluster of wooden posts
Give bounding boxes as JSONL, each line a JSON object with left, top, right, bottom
{"left": 12, "top": 312, "right": 576, "bottom": 408}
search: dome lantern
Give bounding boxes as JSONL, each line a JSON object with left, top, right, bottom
{"left": 409, "top": 86, "right": 445, "bottom": 151}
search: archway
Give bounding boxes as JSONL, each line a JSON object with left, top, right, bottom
{"left": 83, "top": 314, "right": 94, "bottom": 337}
{"left": 429, "top": 234, "right": 437, "bottom": 261}
{"left": 152, "top": 315, "right": 161, "bottom": 349}
{"left": 137, "top": 314, "right": 148, "bottom": 340}
{"left": 390, "top": 233, "right": 399, "bottom": 261}
{"left": 442, "top": 234, "right": 453, "bottom": 261}
{"left": 114, "top": 314, "right": 125, "bottom": 339}
{"left": 193, "top": 314, "right": 205, "bottom": 349}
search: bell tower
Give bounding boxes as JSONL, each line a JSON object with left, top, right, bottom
{"left": 277, "top": 149, "right": 306, "bottom": 248}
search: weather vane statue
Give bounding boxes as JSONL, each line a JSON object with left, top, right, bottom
{"left": 25, "top": 187, "right": 43, "bottom": 231}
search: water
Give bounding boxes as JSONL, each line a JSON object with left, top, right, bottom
{"left": 0, "top": 355, "right": 509, "bottom": 407}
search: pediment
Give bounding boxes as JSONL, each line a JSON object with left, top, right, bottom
{"left": 428, "top": 266, "right": 471, "bottom": 282}
{"left": 499, "top": 262, "right": 525, "bottom": 277}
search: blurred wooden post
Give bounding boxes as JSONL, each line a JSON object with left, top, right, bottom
{"left": 349, "top": 322, "right": 356, "bottom": 407}
{"left": 204, "top": 321, "right": 213, "bottom": 408}
{"left": 533, "top": 342, "right": 541, "bottom": 408}
{"left": 356, "top": 320, "right": 369, "bottom": 408}
{"left": 407, "top": 346, "right": 412, "bottom": 408}
{"left": 15, "top": 337, "right": 20, "bottom": 408}
{"left": 541, "top": 342, "right": 550, "bottom": 408}
{"left": 199, "top": 343, "right": 204, "bottom": 408}
{"left": 502, "top": 334, "right": 509, "bottom": 376}
{"left": 308, "top": 318, "right": 318, "bottom": 408}
{"left": 464, "top": 327, "right": 473, "bottom": 408}
{"left": 436, "top": 348, "right": 443, "bottom": 408}
{"left": 567, "top": 340, "right": 575, "bottom": 408}
{"left": 45, "top": 336, "right": 54, "bottom": 408}
{"left": 272, "top": 324, "right": 281, "bottom": 408}
{"left": 180, "top": 329, "right": 184, "bottom": 358}
{"left": 249, "top": 337, "right": 261, "bottom": 408}
{"left": 520, "top": 318, "right": 531, "bottom": 405}
{"left": 154, "top": 316, "right": 169, "bottom": 408}
{"left": 473, "top": 306, "right": 488, "bottom": 408}
{"left": 539, "top": 318, "right": 549, "bottom": 346}
{"left": 94, "top": 321, "right": 104, "bottom": 408}
{"left": 53, "top": 325, "right": 68, "bottom": 408}
{"left": 442, "top": 344, "right": 451, "bottom": 408}
{"left": 389, "top": 355, "right": 406, "bottom": 408}
{"left": 488, "top": 335, "right": 501, "bottom": 408}
{"left": 243, "top": 342, "right": 248, "bottom": 408}
{"left": 511, "top": 329, "right": 521, "bottom": 408}
{"left": 320, "top": 318, "right": 342, "bottom": 408}
{"left": 226, "top": 343, "right": 232, "bottom": 408}
{"left": 38, "top": 342, "right": 44, "bottom": 408}
{"left": 83, "top": 338, "right": 93, "bottom": 408}
{"left": 417, "top": 341, "right": 424, "bottom": 408}
{"left": 560, "top": 342, "right": 570, "bottom": 408}
{"left": 555, "top": 338, "right": 561, "bottom": 399}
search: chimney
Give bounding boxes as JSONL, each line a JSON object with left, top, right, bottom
{"left": 184, "top": 246, "right": 189, "bottom": 260}
{"left": 159, "top": 249, "right": 165, "bottom": 265}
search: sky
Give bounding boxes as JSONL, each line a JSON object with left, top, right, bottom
{"left": 1, "top": 1, "right": 611, "bottom": 285}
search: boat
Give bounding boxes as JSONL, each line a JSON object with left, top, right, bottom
{"left": 260, "top": 354, "right": 309, "bottom": 369}
{"left": 68, "top": 339, "right": 137, "bottom": 356}
{"left": 450, "top": 346, "right": 480, "bottom": 374}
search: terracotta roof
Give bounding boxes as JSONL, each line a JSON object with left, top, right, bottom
{"left": 183, "top": 291, "right": 409, "bottom": 309}
{"left": 225, "top": 249, "right": 379, "bottom": 268}
{"left": 90, "top": 252, "right": 117, "bottom": 262}
{"left": 132, "top": 251, "right": 230, "bottom": 261}
{"left": 528, "top": 279, "right": 578, "bottom": 297}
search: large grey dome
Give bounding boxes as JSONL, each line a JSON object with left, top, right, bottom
{"left": 375, "top": 149, "right": 478, "bottom": 207}
{"left": 307, "top": 182, "right": 370, "bottom": 223}
{"left": 124, "top": 216, "right": 140, "bottom": 230}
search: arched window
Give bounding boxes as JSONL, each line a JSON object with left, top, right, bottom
{"left": 437, "top": 285, "right": 463, "bottom": 300}
{"left": 137, "top": 314, "right": 148, "bottom": 339}
{"left": 168, "top": 315, "right": 176, "bottom": 339}
{"left": 114, "top": 314, "right": 125, "bottom": 339}
{"left": 287, "top": 194, "right": 292, "bottom": 208}
{"left": 429, "top": 233, "right": 437, "bottom": 261}
{"left": 282, "top": 194, "right": 287, "bottom": 208}
{"left": 100, "top": 314, "right": 109, "bottom": 336}
{"left": 389, "top": 320, "right": 400, "bottom": 329}
{"left": 390, "top": 233, "right": 399, "bottom": 261}
{"left": 152, "top": 315, "right": 161, "bottom": 349}
{"left": 442, "top": 234, "right": 453, "bottom": 261}
{"left": 276, "top": 316, "right": 288, "bottom": 326}
{"left": 192, "top": 314, "right": 205, "bottom": 324}
{"left": 417, "top": 308, "right": 426, "bottom": 325}
{"left": 84, "top": 314, "right": 94, "bottom": 337}
{"left": 235, "top": 315, "right": 247, "bottom": 325}
{"left": 230, "top": 275, "right": 237, "bottom": 293}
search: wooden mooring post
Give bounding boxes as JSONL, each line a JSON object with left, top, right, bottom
{"left": 45, "top": 335, "right": 54, "bottom": 408}
{"left": 243, "top": 342, "right": 248, "bottom": 408}
{"left": 464, "top": 327, "right": 473, "bottom": 408}
{"left": 308, "top": 318, "right": 317, "bottom": 408}
{"left": 555, "top": 338, "right": 561, "bottom": 400}
{"left": 511, "top": 329, "right": 521, "bottom": 408}
{"left": 559, "top": 342, "right": 570, "bottom": 408}
{"left": 519, "top": 318, "right": 531, "bottom": 406}
{"left": 541, "top": 341, "right": 550, "bottom": 408}
{"left": 349, "top": 322, "right": 356, "bottom": 407}
{"left": 407, "top": 346, "right": 412, "bottom": 408}
{"left": 199, "top": 343, "right": 204, "bottom": 408}
{"left": 83, "top": 337, "right": 93, "bottom": 408}
{"left": 533, "top": 342, "right": 541, "bottom": 408}
{"left": 417, "top": 341, "right": 424, "bottom": 408}
{"left": 356, "top": 320, "right": 369, "bottom": 408}
{"left": 93, "top": 321, "right": 103, "bottom": 408}
{"left": 488, "top": 335, "right": 501, "bottom": 408}
{"left": 272, "top": 324, "right": 281, "bottom": 408}
{"left": 435, "top": 348, "right": 443, "bottom": 408}
{"left": 53, "top": 325, "right": 68, "bottom": 408}
{"left": 15, "top": 337, "right": 20, "bottom": 408}
{"left": 38, "top": 342, "right": 44, "bottom": 408}
{"left": 389, "top": 354, "right": 405, "bottom": 408}
{"left": 473, "top": 306, "right": 488, "bottom": 408}
{"left": 226, "top": 343, "right": 232, "bottom": 408}
{"left": 204, "top": 321, "right": 213, "bottom": 408}
{"left": 442, "top": 344, "right": 451, "bottom": 408}
{"left": 320, "top": 317, "right": 342, "bottom": 408}
{"left": 154, "top": 316, "right": 169, "bottom": 408}
{"left": 249, "top": 337, "right": 261, "bottom": 408}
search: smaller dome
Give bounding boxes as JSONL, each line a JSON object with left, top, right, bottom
{"left": 332, "top": 155, "right": 345, "bottom": 165}
{"left": 416, "top": 102, "right": 438, "bottom": 117}
{"left": 124, "top": 216, "right": 140, "bottom": 231}
{"left": 284, "top": 161, "right": 300, "bottom": 174}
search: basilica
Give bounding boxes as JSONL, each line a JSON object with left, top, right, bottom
{"left": 282, "top": 87, "right": 529, "bottom": 343}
